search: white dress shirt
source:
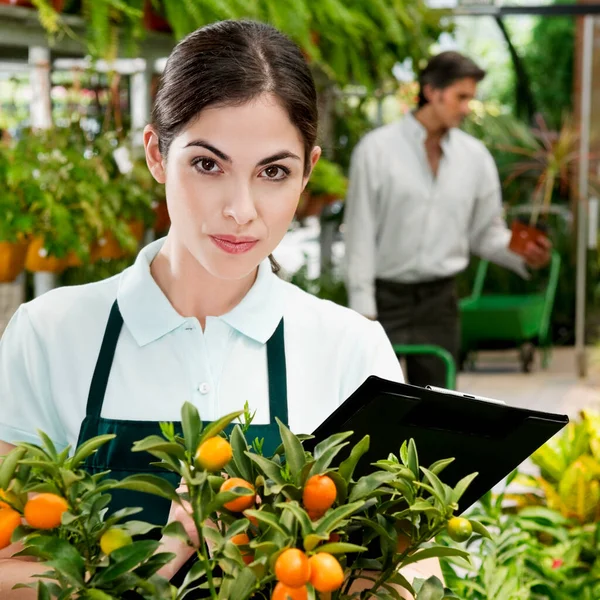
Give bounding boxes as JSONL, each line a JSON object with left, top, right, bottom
{"left": 0, "top": 238, "right": 404, "bottom": 451}
{"left": 343, "top": 112, "right": 528, "bottom": 316}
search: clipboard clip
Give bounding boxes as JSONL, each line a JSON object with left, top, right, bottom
{"left": 426, "top": 385, "right": 506, "bottom": 406}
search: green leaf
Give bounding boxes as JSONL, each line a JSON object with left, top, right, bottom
{"left": 339, "top": 435, "right": 370, "bottom": 482}
{"left": 93, "top": 540, "right": 159, "bottom": 585}
{"left": 387, "top": 571, "right": 415, "bottom": 598}
{"left": 245, "top": 453, "right": 286, "bottom": 484}
{"left": 349, "top": 472, "right": 395, "bottom": 502}
{"left": 36, "top": 430, "right": 58, "bottom": 460}
{"left": 86, "top": 591, "right": 117, "bottom": 600}
{"left": 180, "top": 559, "right": 206, "bottom": 592}
{"left": 407, "top": 439, "right": 419, "bottom": 478}
{"left": 162, "top": 520, "right": 191, "bottom": 545}
{"left": 420, "top": 468, "right": 447, "bottom": 506}
{"left": 315, "top": 542, "right": 367, "bottom": 554}
{"left": 313, "top": 431, "right": 354, "bottom": 459}
{"left": 309, "top": 443, "right": 350, "bottom": 480}
{"left": 277, "top": 501, "right": 314, "bottom": 537}
{"left": 181, "top": 401, "right": 202, "bottom": 455}
{"left": 244, "top": 509, "right": 291, "bottom": 537}
{"left": 303, "top": 533, "right": 329, "bottom": 552}
{"left": 228, "top": 567, "right": 257, "bottom": 599}
{"left": 400, "top": 440, "right": 409, "bottom": 467}
{"left": 452, "top": 473, "right": 478, "bottom": 504}
{"left": 206, "top": 489, "right": 254, "bottom": 516}
{"left": 277, "top": 418, "right": 306, "bottom": 484}
{"left": 131, "top": 436, "right": 186, "bottom": 460}
{"left": 0, "top": 447, "right": 26, "bottom": 489}
{"left": 199, "top": 410, "right": 244, "bottom": 446}
{"left": 113, "top": 474, "right": 180, "bottom": 503}
{"left": 401, "top": 547, "right": 470, "bottom": 569}
{"left": 230, "top": 425, "right": 254, "bottom": 482}
{"left": 469, "top": 520, "right": 492, "bottom": 540}
{"left": 327, "top": 470, "right": 348, "bottom": 505}
{"left": 315, "top": 501, "right": 365, "bottom": 535}
{"left": 121, "top": 520, "right": 159, "bottom": 537}
{"left": 415, "top": 575, "right": 445, "bottom": 600}
{"left": 36, "top": 581, "right": 52, "bottom": 600}
{"left": 69, "top": 434, "right": 116, "bottom": 469}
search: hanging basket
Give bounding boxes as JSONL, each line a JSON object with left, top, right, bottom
{"left": 0, "top": 240, "right": 30, "bottom": 283}
{"left": 508, "top": 218, "right": 548, "bottom": 257}
{"left": 25, "top": 238, "right": 69, "bottom": 273}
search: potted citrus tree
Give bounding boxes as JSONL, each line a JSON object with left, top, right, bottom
{"left": 298, "top": 158, "right": 347, "bottom": 220}
{"left": 0, "top": 402, "right": 489, "bottom": 599}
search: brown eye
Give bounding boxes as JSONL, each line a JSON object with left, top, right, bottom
{"left": 265, "top": 166, "right": 280, "bottom": 178}
{"left": 260, "top": 165, "right": 290, "bottom": 181}
{"left": 201, "top": 158, "right": 217, "bottom": 171}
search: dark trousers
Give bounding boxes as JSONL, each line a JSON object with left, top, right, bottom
{"left": 375, "top": 276, "right": 460, "bottom": 388}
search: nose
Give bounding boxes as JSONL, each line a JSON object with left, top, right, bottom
{"left": 222, "top": 182, "right": 258, "bottom": 226}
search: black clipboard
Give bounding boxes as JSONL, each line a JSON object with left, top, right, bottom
{"left": 305, "top": 376, "right": 569, "bottom": 513}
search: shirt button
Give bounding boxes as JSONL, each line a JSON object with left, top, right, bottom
{"left": 198, "top": 382, "right": 210, "bottom": 395}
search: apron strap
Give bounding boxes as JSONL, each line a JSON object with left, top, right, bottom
{"left": 266, "top": 318, "right": 288, "bottom": 425}
{"left": 85, "top": 300, "right": 124, "bottom": 419}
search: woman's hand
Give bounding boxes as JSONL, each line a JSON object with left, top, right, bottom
{"left": 157, "top": 481, "right": 197, "bottom": 580}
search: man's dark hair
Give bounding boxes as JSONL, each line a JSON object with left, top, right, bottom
{"left": 417, "top": 51, "right": 486, "bottom": 108}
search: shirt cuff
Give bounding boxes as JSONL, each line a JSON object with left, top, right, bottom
{"left": 348, "top": 289, "right": 377, "bottom": 318}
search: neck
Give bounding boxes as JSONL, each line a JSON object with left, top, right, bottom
{"left": 414, "top": 106, "right": 448, "bottom": 143}
{"left": 150, "top": 235, "right": 258, "bottom": 329}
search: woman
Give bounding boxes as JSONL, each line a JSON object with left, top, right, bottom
{"left": 0, "top": 20, "right": 439, "bottom": 597}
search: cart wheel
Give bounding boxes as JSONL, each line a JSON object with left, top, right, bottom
{"left": 520, "top": 343, "right": 535, "bottom": 373}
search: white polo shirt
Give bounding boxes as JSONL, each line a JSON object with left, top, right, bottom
{"left": 0, "top": 239, "right": 403, "bottom": 451}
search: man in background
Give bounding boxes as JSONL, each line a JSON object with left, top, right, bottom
{"left": 343, "top": 51, "right": 550, "bottom": 388}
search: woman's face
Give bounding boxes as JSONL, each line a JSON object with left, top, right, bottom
{"left": 144, "top": 94, "right": 320, "bottom": 280}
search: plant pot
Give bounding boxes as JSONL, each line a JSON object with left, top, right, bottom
{"left": 296, "top": 192, "right": 337, "bottom": 220}
{"left": 508, "top": 219, "right": 548, "bottom": 257}
{"left": 0, "top": 239, "right": 29, "bottom": 282}
{"left": 143, "top": 0, "right": 171, "bottom": 32}
{"left": 25, "top": 238, "right": 69, "bottom": 273}
{"left": 66, "top": 251, "right": 84, "bottom": 268}
{"left": 153, "top": 200, "right": 170, "bottom": 234}
{"left": 128, "top": 220, "right": 145, "bottom": 242}
{"left": 91, "top": 233, "right": 125, "bottom": 262}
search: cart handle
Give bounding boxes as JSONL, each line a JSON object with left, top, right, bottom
{"left": 538, "top": 250, "right": 561, "bottom": 347}
{"left": 392, "top": 344, "right": 457, "bottom": 390}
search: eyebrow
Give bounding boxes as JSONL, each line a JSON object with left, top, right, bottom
{"left": 184, "top": 140, "right": 301, "bottom": 166}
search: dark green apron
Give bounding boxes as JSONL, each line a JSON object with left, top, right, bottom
{"left": 77, "top": 299, "right": 288, "bottom": 526}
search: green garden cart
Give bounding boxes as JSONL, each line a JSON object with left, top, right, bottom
{"left": 459, "top": 250, "right": 561, "bottom": 373}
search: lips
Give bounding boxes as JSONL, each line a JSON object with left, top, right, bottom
{"left": 210, "top": 235, "right": 259, "bottom": 255}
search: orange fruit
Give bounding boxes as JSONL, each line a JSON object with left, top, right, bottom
{"left": 275, "top": 548, "right": 311, "bottom": 588}
{"left": 244, "top": 510, "right": 259, "bottom": 528}
{"left": 231, "top": 533, "right": 253, "bottom": 565}
{"left": 271, "top": 582, "right": 308, "bottom": 600}
{"left": 195, "top": 437, "right": 233, "bottom": 472}
{"left": 307, "top": 509, "right": 324, "bottom": 522}
{"left": 0, "top": 509, "right": 21, "bottom": 549}
{"left": 100, "top": 528, "right": 133, "bottom": 555}
{"left": 308, "top": 552, "right": 344, "bottom": 593}
{"left": 447, "top": 517, "right": 472, "bottom": 543}
{"left": 303, "top": 475, "right": 336, "bottom": 513}
{"left": 220, "top": 478, "right": 255, "bottom": 512}
{"left": 24, "top": 493, "right": 68, "bottom": 529}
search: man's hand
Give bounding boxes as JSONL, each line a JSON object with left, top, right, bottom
{"left": 522, "top": 236, "right": 552, "bottom": 269}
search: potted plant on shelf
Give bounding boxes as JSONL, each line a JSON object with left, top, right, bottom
{"left": 500, "top": 115, "right": 596, "bottom": 256}
{"left": 0, "top": 402, "right": 489, "bottom": 599}
{"left": 298, "top": 158, "right": 348, "bottom": 220}
{"left": 0, "top": 145, "right": 33, "bottom": 282}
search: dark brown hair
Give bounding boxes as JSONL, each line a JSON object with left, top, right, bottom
{"left": 152, "top": 20, "right": 318, "bottom": 176}
{"left": 418, "top": 51, "right": 486, "bottom": 108}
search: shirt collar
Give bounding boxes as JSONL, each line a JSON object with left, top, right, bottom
{"left": 117, "top": 238, "right": 283, "bottom": 347}
{"left": 402, "top": 111, "right": 452, "bottom": 152}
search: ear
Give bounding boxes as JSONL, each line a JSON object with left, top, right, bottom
{"left": 143, "top": 125, "right": 166, "bottom": 184}
{"left": 301, "top": 146, "right": 322, "bottom": 191}
{"left": 422, "top": 83, "right": 434, "bottom": 104}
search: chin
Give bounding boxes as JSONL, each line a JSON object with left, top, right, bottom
{"left": 200, "top": 251, "right": 265, "bottom": 282}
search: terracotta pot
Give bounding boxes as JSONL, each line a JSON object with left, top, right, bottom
{"left": 25, "top": 238, "right": 69, "bottom": 273}
{"left": 143, "top": 0, "right": 171, "bottom": 32}
{"left": 296, "top": 192, "right": 337, "bottom": 220}
{"left": 153, "top": 200, "right": 170, "bottom": 234}
{"left": 66, "top": 251, "right": 84, "bottom": 268}
{"left": 91, "top": 232, "right": 124, "bottom": 262}
{"left": 129, "top": 220, "right": 145, "bottom": 242}
{"left": 508, "top": 219, "right": 548, "bottom": 256}
{"left": 0, "top": 239, "right": 29, "bottom": 282}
